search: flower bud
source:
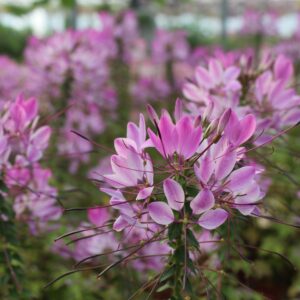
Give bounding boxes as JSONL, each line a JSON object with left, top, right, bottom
{"left": 204, "top": 118, "right": 219, "bottom": 138}
{"left": 174, "top": 98, "right": 183, "bottom": 122}
{"left": 202, "top": 100, "right": 214, "bottom": 123}
{"left": 217, "top": 108, "right": 232, "bottom": 135}
{"left": 147, "top": 104, "right": 159, "bottom": 125}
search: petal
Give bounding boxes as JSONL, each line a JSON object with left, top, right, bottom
{"left": 138, "top": 114, "right": 146, "bottom": 145}
{"left": 235, "top": 182, "right": 261, "bottom": 215}
{"left": 100, "top": 188, "right": 125, "bottom": 200}
{"left": 223, "top": 66, "right": 240, "bottom": 83}
{"left": 113, "top": 216, "right": 128, "bottom": 231}
{"left": 0, "top": 136, "right": 7, "bottom": 154}
{"left": 217, "top": 108, "right": 232, "bottom": 134}
{"left": 127, "top": 122, "right": 140, "bottom": 146}
{"left": 209, "top": 59, "right": 223, "bottom": 84}
{"left": 195, "top": 66, "right": 214, "bottom": 88}
{"left": 237, "top": 114, "right": 256, "bottom": 145}
{"left": 174, "top": 98, "right": 183, "bottom": 122}
{"left": 88, "top": 208, "right": 109, "bottom": 226}
{"left": 227, "top": 166, "right": 256, "bottom": 192}
{"left": 148, "top": 202, "right": 174, "bottom": 225}
{"left": 110, "top": 197, "right": 133, "bottom": 216}
{"left": 147, "top": 128, "right": 164, "bottom": 157}
{"left": 214, "top": 149, "right": 237, "bottom": 180}
{"left": 194, "top": 153, "right": 213, "bottom": 184}
{"left": 136, "top": 186, "right": 154, "bottom": 200}
{"left": 23, "top": 97, "right": 38, "bottom": 122}
{"left": 114, "top": 138, "right": 137, "bottom": 156}
{"left": 127, "top": 113, "right": 146, "bottom": 151}
{"left": 31, "top": 126, "right": 51, "bottom": 148}
{"left": 274, "top": 55, "right": 293, "bottom": 82}
{"left": 182, "top": 83, "right": 203, "bottom": 102}
{"left": 159, "top": 111, "right": 177, "bottom": 157}
{"left": 177, "top": 116, "right": 202, "bottom": 159}
{"left": 190, "top": 189, "right": 215, "bottom": 215}
{"left": 225, "top": 111, "right": 240, "bottom": 144}
{"left": 163, "top": 178, "right": 185, "bottom": 211}
{"left": 198, "top": 209, "right": 228, "bottom": 230}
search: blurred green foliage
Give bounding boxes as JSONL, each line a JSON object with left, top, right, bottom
{"left": 0, "top": 24, "right": 30, "bottom": 59}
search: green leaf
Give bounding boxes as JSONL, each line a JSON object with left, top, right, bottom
{"left": 186, "top": 229, "right": 199, "bottom": 249}
{"left": 157, "top": 282, "right": 171, "bottom": 293}
{"left": 161, "top": 266, "right": 176, "bottom": 282}
{"left": 174, "top": 245, "right": 185, "bottom": 263}
{"left": 168, "top": 223, "right": 182, "bottom": 241}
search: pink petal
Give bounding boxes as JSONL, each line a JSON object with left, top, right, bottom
{"left": 110, "top": 197, "right": 133, "bottom": 215}
{"left": 163, "top": 178, "right": 184, "bottom": 211}
{"left": 100, "top": 188, "right": 125, "bottom": 200}
{"left": 114, "top": 138, "right": 137, "bottom": 156}
{"left": 136, "top": 186, "right": 154, "bottom": 200}
{"left": 88, "top": 208, "right": 109, "bottom": 226}
{"left": 0, "top": 136, "right": 7, "bottom": 154}
{"left": 127, "top": 122, "right": 139, "bottom": 146}
{"left": 26, "top": 145, "right": 42, "bottom": 162}
{"left": 225, "top": 111, "right": 240, "bottom": 144}
{"left": 113, "top": 216, "right": 128, "bottom": 231}
{"left": 31, "top": 126, "right": 51, "bottom": 148}
{"left": 217, "top": 108, "right": 232, "bottom": 134}
{"left": 223, "top": 66, "right": 240, "bottom": 83}
{"left": 209, "top": 59, "right": 223, "bottom": 84}
{"left": 198, "top": 209, "right": 228, "bottom": 230}
{"left": 274, "top": 55, "right": 293, "bottom": 82}
{"left": 174, "top": 98, "right": 183, "bottom": 122}
{"left": 177, "top": 116, "right": 202, "bottom": 159}
{"left": 215, "top": 149, "right": 237, "bottom": 180}
{"left": 234, "top": 182, "right": 261, "bottom": 215}
{"left": 195, "top": 66, "right": 214, "bottom": 89}
{"left": 12, "top": 105, "right": 26, "bottom": 130}
{"left": 148, "top": 202, "right": 174, "bottom": 225}
{"left": 148, "top": 128, "right": 164, "bottom": 157}
{"left": 127, "top": 114, "right": 146, "bottom": 150}
{"left": 159, "top": 111, "right": 177, "bottom": 157}
{"left": 227, "top": 166, "right": 256, "bottom": 192}
{"left": 23, "top": 97, "right": 38, "bottom": 122}
{"left": 237, "top": 114, "right": 256, "bottom": 145}
{"left": 147, "top": 104, "right": 159, "bottom": 125}
{"left": 194, "top": 154, "right": 213, "bottom": 184}
{"left": 182, "top": 83, "right": 203, "bottom": 102}
{"left": 190, "top": 189, "right": 215, "bottom": 214}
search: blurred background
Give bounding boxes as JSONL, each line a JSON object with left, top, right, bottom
{"left": 1, "top": 1, "right": 300, "bottom": 300}
{"left": 2, "top": 0, "right": 300, "bottom": 57}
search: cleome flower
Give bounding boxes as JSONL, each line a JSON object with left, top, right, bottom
{"left": 99, "top": 100, "right": 261, "bottom": 237}
{"left": 0, "top": 95, "right": 61, "bottom": 233}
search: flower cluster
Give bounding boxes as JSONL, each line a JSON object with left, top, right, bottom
{"left": 0, "top": 56, "right": 34, "bottom": 107}
{"left": 0, "top": 96, "right": 61, "bottom": 233}
{"left": 24, "top": 29, "right": 118, "bottom": 171}
{"left": 183, "top": 51, "right": 300, "bottom": 144}
{"left": 79, "top": 100, "right": 264, "bottom": 282}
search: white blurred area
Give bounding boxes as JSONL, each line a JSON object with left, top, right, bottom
{"left": 0, "top": 0, "right": 299, "bottom": 37}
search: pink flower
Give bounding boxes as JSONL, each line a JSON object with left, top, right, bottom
{"left": 183, "top": 58, "right": 242, "bottom": 118}
{"left": 147, "top": 106, "right": 202, "bottom": 161}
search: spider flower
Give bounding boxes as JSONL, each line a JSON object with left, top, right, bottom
{"left": 100, "top": 100, "right": 260, "bottom": 236}
{"left": 1, "top": 96, "right": 61, "bottom": 232}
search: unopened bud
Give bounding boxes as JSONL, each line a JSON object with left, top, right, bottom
{"left": 194, "top": 115, "right": 202, "bottom": 128}
{"left": 204, "top": 118, "right": 219, "bottom": 138}
{"left": 174, "top": 98, "right": 183, "bottom": 122}
{"left": 203, "top": 100, "right": 214, "bottom": 122}
{"left": 147, "top": 104, "right": 159, "bottom": 125}
{"left": 217, "top": 108, "right": 232, "bottom": 135}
